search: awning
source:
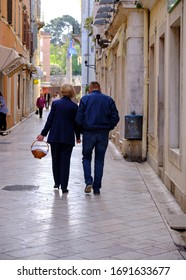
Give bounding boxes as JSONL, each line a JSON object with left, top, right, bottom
{"left": 2, "top": 57, "right": 31, "bottom": 77}
{"left": 0, "top": 45, "right": 20, "bottom": 71}
{"left": 32, "top": 66, "right": 44, "bottom": 79}
{"left": 99, "top": 0, "right": 115, "bottom": 4}
{"left": 95, "top": 12, "right": 112, "bottom": 19}
{"left": 2, "top": 57, "right": 24, "bottom": 77}
{"left": 97, "top": 6, "right": 115, "bottom": 13}
{"left": 0, "top": 45, "right": 31, "bottom": 77}
{"left": 94, "top": 19, "right": 110, "bottom": 25}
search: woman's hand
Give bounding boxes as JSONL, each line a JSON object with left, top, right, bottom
{"left": 37, "top": 135, "right": 44, "bottom": 141}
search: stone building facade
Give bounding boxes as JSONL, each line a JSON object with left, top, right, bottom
{"left": 0, "top": 0, "right": 43, "bottom": 128}
{"left": 93, "top": 0, "right": 186, "bottom": 212}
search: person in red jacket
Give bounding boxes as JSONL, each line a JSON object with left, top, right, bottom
{"left": 36, "top": 93, "right": 46, "bottom": 118}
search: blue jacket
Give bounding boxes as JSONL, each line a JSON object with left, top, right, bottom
{"left": 41, "top": 96, "right": 80, "bottom": 146}
{"left": 75, "top": 90, "right": 120, "bottom": 132}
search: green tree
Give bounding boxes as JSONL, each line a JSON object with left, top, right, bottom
{"left": 43, "top": 15, "right": 81, "bottom": 75}
{"left": 50, "top": 64, "right": 63, "bottom": 75}
{"left": 71, "top": 44, "right": 81, "bottom": 75}
{"left": 84, "top": 16, "right": 93, "bottom": 36}
{"left": 50, "top": 41, "right": 81, "bottom": 76}
{"left": 44, "top": 15, "right": 81, "bottom": 46}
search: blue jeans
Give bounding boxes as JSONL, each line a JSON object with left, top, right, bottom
{"left": 82, "top": 131, "right": 109, "bottom": 191}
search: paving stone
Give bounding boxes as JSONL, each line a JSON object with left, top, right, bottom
{"left": 0, "top": 110, "right": 185, "bottom": 260}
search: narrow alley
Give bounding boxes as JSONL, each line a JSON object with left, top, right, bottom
{"left": 0, "top": 110, "right": 185, "bottom": 260}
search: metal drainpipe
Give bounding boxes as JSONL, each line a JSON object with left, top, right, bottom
{"left": 142, "top": 9, "right": 149, "bottom": 161}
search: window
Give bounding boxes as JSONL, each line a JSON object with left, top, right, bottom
{"left": 22, "top": 12, "right": 27, "bottom": 44}
{"left": 18, "top": 5, "right": 20, "bottom": 37}
{"left": 14, "top": 0, "right": 16, "bottom": 31}
{"left": 148, "top": 44, "right": 155, "bottom": 136}
{"left": 22, "top": 11, "right": 30, "bottom": 49}
{"left": 17, "top": 75, "right": 21, "bottom": 110}
{"left": 7, "top": 0, "right": 12, "bottom": 24}
{"left": 158, "top": 34, "right": 165, "bottom": 167}
{"left": 169, "top": 20, "right": 181, "bottom": 149}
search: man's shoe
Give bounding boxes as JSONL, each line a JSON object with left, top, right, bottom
{"left": 94, "top": 190, "right": 100, "bottom": 195}
{"left": 62, "top": 189, "right": 69, "bottom": 194}
{"left": 0, "top": 131, "right": 8, "bottom": 136}
{"left": 54, "top": 185, "right": 59, "bottom": 189}
{"left": 84, "top": 185, "right": 92, "bottom": 193}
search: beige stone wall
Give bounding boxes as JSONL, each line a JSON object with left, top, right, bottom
{"left": 40, "top": 32, "right": 51, "bottom": 83}
{"left": 0, "top": 0, "right": 42, "bottom": 128}
{"left": 147, "top": 0, "right": 186, "bottom": 212}
{"left": 95, "top": 6, "right": 145, "bottom": 161}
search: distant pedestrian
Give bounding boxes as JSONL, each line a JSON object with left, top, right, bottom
{"left": 36, "top": 84, "right": 81, "bottom": 193}
{"left": 50, "top": 92, "right": 60, "bottom": 107}
{"left": 75, "top": 81, "right": 120, "bottom": 195}
{"left": 44, "top": 93, "right": 51, "bottom": 109}
{"left": 36, "top": 92, "right": 46, "bottom": 118}
{"left": 0, "top": 91, "right": 8, "bottom": 132}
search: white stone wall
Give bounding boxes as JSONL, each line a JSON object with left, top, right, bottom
{"left": 95, "top": 7, "right": 144, "bottom": 160}
{"left": 147, "top": 0, "right": 186, "bottom": 212}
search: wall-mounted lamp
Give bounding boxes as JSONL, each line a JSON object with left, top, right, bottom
{"left": 99, "top": 39, "right": 111, "bottom": 48}
{"left": 84, "top": 54, "right": 96, "bottom": 70}
{"left": 96, "top": 34, "right": 101, "bottom": 44}
{"left": 95, "top": 34, "right": 111, "bottom": 49}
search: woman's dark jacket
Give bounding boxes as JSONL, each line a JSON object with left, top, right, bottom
{"left": 41, "top": 96, "right": 80, "bottom": 146}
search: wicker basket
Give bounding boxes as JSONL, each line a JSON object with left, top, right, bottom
{"left": 31, "top": 140, "right": 49, "bottom": 159}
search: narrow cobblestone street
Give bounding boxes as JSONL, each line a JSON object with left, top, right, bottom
{"left": 0, "top": 110, "right": 185, "bottom": 260}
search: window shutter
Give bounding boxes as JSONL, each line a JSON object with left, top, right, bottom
{"left": 22, "top": 11, "right": 27, "bottom": 44}
{"left": 7, "top": 0, "right": 12, "bottom": 24}
{"left": 22, "top": 11, "right": 31, "bottom": 51}
{"left": 30, "top": 32, "right": 34, "bottom": 56}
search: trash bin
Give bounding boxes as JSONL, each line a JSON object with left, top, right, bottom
{"left": 125, "top": 114, "right": 143, "bottom": 140}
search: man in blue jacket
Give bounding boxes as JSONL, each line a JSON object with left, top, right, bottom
{"left": 76, "top": 81, "right": 120, "bottom": 195}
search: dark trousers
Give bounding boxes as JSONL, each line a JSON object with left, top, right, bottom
{"left": 38, "top": 107, "right": 43, "bottom": 118}
{"left": 82, "top": 131, "right": 109, "bottom": 192}
{"left": 50, "top": 143, "right": 73, "bottom": 190}
{"left": 0, "top": 112, "right": 7, "bottom": 131}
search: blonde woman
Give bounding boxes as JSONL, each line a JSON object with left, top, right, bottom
{"left": 37, "top": 84, "right": 81, "bottom": 193}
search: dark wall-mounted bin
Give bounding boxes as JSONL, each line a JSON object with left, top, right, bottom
{"left": 125, "top": 114, "right": 143, "bottom": 140}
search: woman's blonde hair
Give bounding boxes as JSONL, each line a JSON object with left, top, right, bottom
{"left": 60, "top": 84, "right": 75, "bottom": 99}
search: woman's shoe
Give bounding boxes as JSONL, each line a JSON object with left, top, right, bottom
{"left": 62, "top": 189, "right": 69, "bottom": 194}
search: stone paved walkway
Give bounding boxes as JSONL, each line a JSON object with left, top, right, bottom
{"left": 0, "top": 110, "right": 185, "bottom": 260}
